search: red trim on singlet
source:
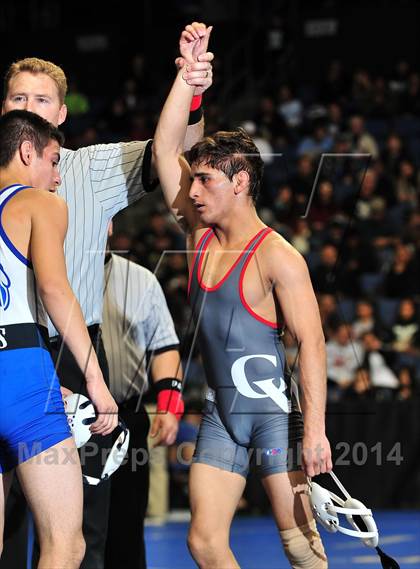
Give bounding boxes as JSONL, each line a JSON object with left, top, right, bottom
{"left": 197, "top": 227, "right": 268, "bottom": 292}
{"left": 187, "top": 228, "right": 213, "bottom": 297}
{"left": 239, "top": 227, "right": 281, "bottom": 329}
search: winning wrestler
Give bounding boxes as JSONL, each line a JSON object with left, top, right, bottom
{"left": 153, "top": 26, "right": 332, "bottom": 569}
{"left": 0, "top": 110, "right": 117, "bottom": 569}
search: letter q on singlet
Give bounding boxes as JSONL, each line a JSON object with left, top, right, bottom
{"left": 231, "top": 354, "right": 290, "bottom": 413}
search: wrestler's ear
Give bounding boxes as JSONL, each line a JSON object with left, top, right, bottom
{"left": 233, "top": 170, "right": 250, "bottom": 196}
{"left": 19, "top": 140, "right": 34, "bottom": 166}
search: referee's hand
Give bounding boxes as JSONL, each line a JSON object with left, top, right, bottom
{"left": 86, "top": 379, "right": 118, "bottom": 436}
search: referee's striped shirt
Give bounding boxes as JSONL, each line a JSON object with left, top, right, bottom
{"left": 101, "top": 254, "right": 179, "bottom": 405}
{"left": 49, "top": 140, "right": 154, "bottom": 337}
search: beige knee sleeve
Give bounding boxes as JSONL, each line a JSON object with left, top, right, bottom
{"left": 280, "top": 519, "right": 328, "bottom": 568}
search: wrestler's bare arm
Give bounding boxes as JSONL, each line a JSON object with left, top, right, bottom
{"left": 153, "top": 26, "right": 212, "bottom": 232}
{"left": 29, "top": 191, "right": 117, "bottom": 435}
{"left": 266, "top": 237, "right": 333, "bottom": 477}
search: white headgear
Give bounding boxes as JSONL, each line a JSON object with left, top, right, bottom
{"left": 82, "top": 419, "right": 130, "bottom": 486}
{"left": 308, "top": 472, "right": 400, "bottom": 568}
{"left": 64, "top": 393, "right": 96, "bottom": 448}
{"left": 64, "top": 393, "right": 130, "bottom": 486}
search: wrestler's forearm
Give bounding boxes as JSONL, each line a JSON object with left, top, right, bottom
{"left": 39, "top": 284, "right": 103, "bottom": 383}
{"left": 154, "top": 69, "right": 195, "bottom": 158}
{"left": 297, "top": 337, "right": 328, "bottom": 434}
{"left": 183, "top": 116, "right": 204, "bottom": 151}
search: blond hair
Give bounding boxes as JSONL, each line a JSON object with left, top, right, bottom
{"left": 4, "top": 57, "right": 68, "bottom": 104}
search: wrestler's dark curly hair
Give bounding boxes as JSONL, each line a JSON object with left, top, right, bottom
{"left": 188, "top": 128, "right": 264, "bottom": 204}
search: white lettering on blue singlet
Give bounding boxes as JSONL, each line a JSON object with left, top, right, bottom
{"left": 230, "top": 354, "right": 290, "bottom": 413}
{"left": 0, "top": 327, "right": 8, "bottom": 349}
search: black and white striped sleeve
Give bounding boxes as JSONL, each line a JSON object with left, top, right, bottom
{"left": 88, "top": 140, "right": 157, "bottom": 217}
{"left": 141, "top": 272, "right": 179, "bottom": 354}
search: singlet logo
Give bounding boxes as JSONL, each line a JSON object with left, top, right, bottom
{"left": 231, "top": 354, "right": 290, "bottom": 413}
{"left": 0, "top": 263, "right": 11, "bottom": 311}
{"left": 0, "top": 327, "right": 7, "bottom": 349}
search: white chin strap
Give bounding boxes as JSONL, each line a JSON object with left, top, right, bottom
{"left": 327, "top": 490, "right": 378, "bottom": 543}
{"left": 309, "top": 472, "right": 400, "bottom": 568}
{"left": 309, "top": 471, "right": 378, "bottom": 547}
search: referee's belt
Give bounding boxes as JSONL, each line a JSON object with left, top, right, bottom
{"left": 49, "top": 323, "right": 101, "bottom": 345}
{"left": 0, "top": 323, "right": 49, "bottom": 351}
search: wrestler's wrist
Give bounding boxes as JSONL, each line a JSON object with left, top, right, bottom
{"left": 154, "top": 377, "right": 185, "bottom": 419}
{"left": 189, "top": 94, "right": 203, "bottom": 124}
{"left": 84, "top": 370, "right": 105, "bottom": 385}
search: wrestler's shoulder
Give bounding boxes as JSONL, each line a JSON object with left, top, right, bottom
{"left": 261, "top": 227, "right": 303, "bottom": 260}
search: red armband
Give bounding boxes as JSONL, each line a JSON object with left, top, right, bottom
{"left": 188, "top": 95, "right": 203, "bottom": 125}
{"left": 155, "top": 378, "right": 184, "bottom": 420}
{"left": 190, "top": 95, "right": 202, "bottom": 111}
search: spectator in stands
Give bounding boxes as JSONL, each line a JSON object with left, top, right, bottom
{"left": 276, "top": 84, "right": 303, "bottom": 129}
{"left": 317, "top": 293, "right": 340, "bottom": 338}
{"left": 306, "top": 179, "right": 338, "bottom": 230}
{"left": 326, "top": 323, "right": 363, "bottom": 399}
{"left": 290, "top": 218, "right": 311, "bottom": 255}
{"left": 253, "top": 95, "right": 288, "bottom": 144}
{"left": 65, "top": 79, "right": 90, "bottom": 116}
{"left": 381, "top": 133, "right": 410, "bottom": 178}
{"left": 357, "top": 197, "right": 398, "bottom": 253}
{"left": 390, "top": 298, "right": 420, "bottom": 354}
{"left": 344, "top": 366, "right": 374, "bottom": 401}
{"left": 402, "top": 210, "right": 420, "bottom": 248}
{"left": 395, "top": 365, "right": 416, "bottom": 400}
{"left": 326, "top": 102, "right": 345, "bottom": 138}
{"left": 383, "top": 242, "right": 420, "bottom": 298}
{"left": 340, "top": 227, "right": 379, "bottom": 274}
{"left": 296, "top": 122, "right": 334, "bottom": 159}
{"left": 395, "top": 159, "right": 419, "bottom": 211}
{"left": 351, "top": 167, "right": 381, "bottom": 220}
{"left": 352, "top": 300, "right": 379, "bottom": 340}
{"left": 361, "top": 331, "right": 399, "bottom": 400}
{"left": 311, "top": 243, "right": 338, "bottom": 295}
{"left": 289, "top": 154, "right": 315, "bottom": 214}
{"left": 240, "top": 120, "right": 274, "bottom": 164}
{"left": 311, "top": 243, "right": 361, "bottom": 297}
{"left": 349, "top": 114, "right": 379, "bottom": 159}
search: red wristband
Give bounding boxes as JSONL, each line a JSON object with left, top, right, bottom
{"left": 155, "top": 378, "right": 184, "bottom": 420}
{"left": 190, "top": 95, "right": 202, "bottom": 112}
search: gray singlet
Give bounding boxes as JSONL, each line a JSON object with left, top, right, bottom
{"left": 188, "top": 227, "right": 304, "bottom": 477}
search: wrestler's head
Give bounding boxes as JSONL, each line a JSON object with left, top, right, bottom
{"left": 0, "top": 109, "right": 63, "bottom": 190}
{"left": 188, "top": 129, "right": 264, "bottom": 224}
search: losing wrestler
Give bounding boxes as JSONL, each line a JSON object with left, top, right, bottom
{"left": 153, "top": 26, "right": 332, "bottom": 569}
{"left": 0, "top": 110, "right": 117, "bottom": 569}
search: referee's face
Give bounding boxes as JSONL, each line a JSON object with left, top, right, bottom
{"left": 3, "top": 71, "right": 67, "bottom": 127}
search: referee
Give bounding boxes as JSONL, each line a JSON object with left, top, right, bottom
{"left": 101, "top": 236, "right": 182, "bottom": 569}
{"left": 0, "top": 22, "right": 212, "bottom": 569}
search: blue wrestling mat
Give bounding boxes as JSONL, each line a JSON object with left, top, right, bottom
{"left": 145, "top": 511, "right": 420, "bottom": 568}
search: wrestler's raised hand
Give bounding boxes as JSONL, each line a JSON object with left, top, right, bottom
{"left": 177, "top": 23, "right": 213, "bottom": 95}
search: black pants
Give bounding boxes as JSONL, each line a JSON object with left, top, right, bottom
{"left": 104, "top": 400, "right": 150, "bottom": 569}
{"left": 0, "top": 325, "right": 112, "bottom": 569}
